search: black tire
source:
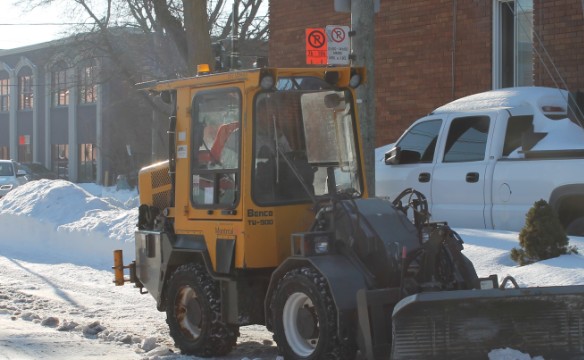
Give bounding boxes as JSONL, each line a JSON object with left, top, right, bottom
{"left": 270, "top": 267, "right": 356, "bottom": 360}
{"left": 566, "top": 216, "right": 584, "bottom": 237}
{"left": 165, "top": 263, "right": 239, "bottom": 357}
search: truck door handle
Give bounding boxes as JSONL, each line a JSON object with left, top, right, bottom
{"left": 466, "top": 172, "right": 479, "bottom": 183}
{"left": 418, "top": 172, "right": 431, "bottom": 183}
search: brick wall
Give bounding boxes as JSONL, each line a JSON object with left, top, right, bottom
{"left": 534, "top": 0, "right": 584, "bottom": 91}
{"left": 270, "top": 0, "right": 492, "bottom": 145}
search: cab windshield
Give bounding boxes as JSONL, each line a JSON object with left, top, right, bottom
{"left": 252, "top": 77, "right": 362, "bottom": 205}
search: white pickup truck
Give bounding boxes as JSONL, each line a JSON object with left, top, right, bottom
{"left": 376, "top": 87, "right": 584, "bottom": 236}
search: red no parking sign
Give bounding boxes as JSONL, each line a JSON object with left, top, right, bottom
{"left": 305, "top": 28, "right": 327, "bottom": 65}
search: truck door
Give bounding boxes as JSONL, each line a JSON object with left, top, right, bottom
{"left": 376, "top": 118, "right": 443, "bottom": 203}
{"left": 430, "top": 114, "right": 495, "bottom": 228}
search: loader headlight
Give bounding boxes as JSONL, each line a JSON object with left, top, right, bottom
{"left": 349, "top": 73, "right": 361, "bottom": 88}
{"left": 313, "top": 235, "right": 330, "bottom": 254}
{"left": 260, "top": 74, "right": 275, "bottom": 90}
{"left": 420, "top": 226, "right": 431, "bottom": 243}
{"left": 479, "top": 275, "right": 499, "bottom": 290}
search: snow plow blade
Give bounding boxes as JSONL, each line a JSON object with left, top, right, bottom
{"left": 391, "top": 285, "right": 584, "bottom": 359}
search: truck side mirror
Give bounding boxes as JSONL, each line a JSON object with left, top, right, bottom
{"left": 385, "top": 147, "right": 400, "bottom": 165}
{"left": 385, "top": 147, "right": 421, "bottom": 165}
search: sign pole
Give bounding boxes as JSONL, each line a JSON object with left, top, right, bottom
{"left": 351, "top": 0, "right": 376, "bottom": 196}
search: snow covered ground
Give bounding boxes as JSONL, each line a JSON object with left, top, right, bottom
{"left": 1, "top": 179, "right": 583, "bottom": 359}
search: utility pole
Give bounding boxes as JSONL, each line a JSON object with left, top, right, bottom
{"left": 351, "top": 0, "right": 376, "bottom": 196}
{"left": 230, "top": 1, "right": 240, "bottom": 69}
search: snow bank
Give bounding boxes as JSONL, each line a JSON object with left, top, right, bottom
{"left": 0, "top": 179, "right": 137, "bottom": 269}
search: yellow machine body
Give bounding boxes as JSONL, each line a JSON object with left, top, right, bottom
{"left": 137, "top": 67, "right": 367, "bottom": 272}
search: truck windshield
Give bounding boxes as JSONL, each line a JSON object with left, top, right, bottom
{"left": 252, "top": 78, "right": 361, "bottom": 205}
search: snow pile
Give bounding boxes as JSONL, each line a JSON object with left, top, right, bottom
{"left": 0, "top": 179, "right": 137, "bottom": 269}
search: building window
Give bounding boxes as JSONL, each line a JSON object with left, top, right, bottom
{"left": 18, "top": 74, "right": 34, "bottom": 110}
{"left": 18, "top": 134, "right": 32, "bottom": 163}
{"left": 79, "top": 65, "right": 97, "bottom": 104}
{"left": 79, "top": 143, "right": 96, "bottom": 182}
{"left": 0, "top": 78, "right": 9, "bottom": 112}
{"left": 52, "top": 68, "right": 70, "bottom": 106}
{"left": 52, "top": 144, "right": 69, "bottom": 179}
{"left": 493, "top": 0, "right": 534, "bottom": 88}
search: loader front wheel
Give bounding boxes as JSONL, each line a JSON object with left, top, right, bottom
{"left": 270, "top": 267, "right": 356, "bottom": 360}
{"left": 166, "top": 263, "right": 238, "bottom": 357}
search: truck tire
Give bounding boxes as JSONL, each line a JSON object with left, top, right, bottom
{"left": 566, "top": 216, "right": 584, "bottom": 237}
{"left": 270, "top": 267, "right": 356, "bottom": 360}
{"left": 165, "top": 263, "right": 239, "bottom": 356}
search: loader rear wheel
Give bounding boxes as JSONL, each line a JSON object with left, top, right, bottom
{"left": 166, "top": 263, "right": 239, "bottom": 357}
{"left": 270, "top": 267, "right": 356, "bottom": 360}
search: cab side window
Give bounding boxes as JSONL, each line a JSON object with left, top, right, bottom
{"left": 396, "top": 119, "right": 442, "bottom": 163}
{"left": 191, "top": 88, "right": 241, "bottom": 207}
{"left": 443, "top": 116, "right": 490, "bottom": 163}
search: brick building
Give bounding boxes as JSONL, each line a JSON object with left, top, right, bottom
{"left": 269, "top": 0, "right": 584, "bottom": 146}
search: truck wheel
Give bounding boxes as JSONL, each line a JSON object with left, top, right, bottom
{"left": 166, "top": 263, "right": 239, "bottom": 356}
{"left": 566, "top": 217, "right": 584, "bottom": 237}
{"left": 270, "top": 267, "right": 356, "bottom": 360}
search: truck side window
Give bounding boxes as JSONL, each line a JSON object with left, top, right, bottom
{"left": 443, "top": 116, "right": 490, "bottom": 162}
{"left": 191, "top": 88, "right": 241, "bottom": 207}
{"left": 503, "top": 115, "right": 533, "bottom": 156}
{"left": 396, "top": 120, "right": 442, "bottom": 163}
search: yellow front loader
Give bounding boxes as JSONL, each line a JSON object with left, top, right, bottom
{"left": 113, "top": 66, "right": 584, "bottom": 360}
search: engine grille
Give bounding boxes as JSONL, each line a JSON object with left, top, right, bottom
{"left": 151, "top": 167, "right": 171, "bottom": 189}
{"left": 153, "top": 190, "right": 171, "bottom": 212}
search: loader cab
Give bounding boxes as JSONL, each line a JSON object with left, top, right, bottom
{"left": 251, "top": 76, "right": 363, "bottom": 205}
{"left": 144, "top": 67, "right": 366, "bottom": 271}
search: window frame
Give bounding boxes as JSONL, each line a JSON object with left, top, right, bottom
{"left": 52, "top": 68, "right": 70, "bottom": 107}
{"left": 79, "top": 64, "right": 97, "bottom": 104}
{"left": 190, "top": 87, "right": 242, "bottom": 209}
{"left": 18, "top": 74, "right": 33, "bottom": 110}
{"left": 0, "top": 77, "right": 9, "bottom": 112}
{"left": 492, "top": 0, "right": 534, "bottom": 88}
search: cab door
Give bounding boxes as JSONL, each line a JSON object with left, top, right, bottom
{"left": 178, "top": 85, "right": 244, "bottom": 222}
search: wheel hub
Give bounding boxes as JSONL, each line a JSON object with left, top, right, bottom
{"left": 283, "top": 292, "right": 319, "bottom": 357}
{"left": 176, "top": 286, "right": 203, "bottom": 340}
{"left": 297, "top": 305, "right": 319, "bottom": 339}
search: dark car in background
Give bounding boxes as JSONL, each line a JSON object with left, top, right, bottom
{"left": 19, "top": 163, "right": 58, "bottom": 180}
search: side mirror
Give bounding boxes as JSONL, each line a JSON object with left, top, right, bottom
{"left": 385, "top": 147, "right": 421, "bottom": 165}
{"left": 16, "top": 169, "right": 27, "bottom": 177}
{"left": 385, "top": 147, "right": 400, "bottom": 165}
